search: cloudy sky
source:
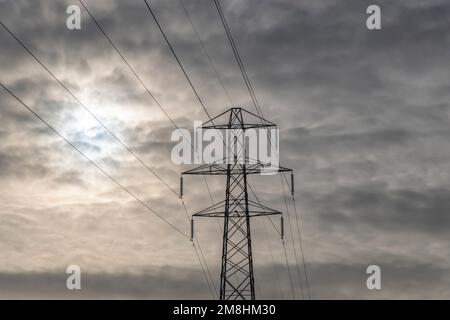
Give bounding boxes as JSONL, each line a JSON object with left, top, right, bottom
{"left": 1, "top": 0, "right": 450, "bottom": 299}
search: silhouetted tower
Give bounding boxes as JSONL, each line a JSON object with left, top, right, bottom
{"left": 181, "top": 108, "right": 292, "bottom": 300}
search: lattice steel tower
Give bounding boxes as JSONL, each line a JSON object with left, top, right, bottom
{"left": 181, "top": 108, "right": 292, "bottom": 300}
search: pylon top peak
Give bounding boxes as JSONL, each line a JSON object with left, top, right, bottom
{"left": 202, "top": 107, "right": 276, "bottom": 130}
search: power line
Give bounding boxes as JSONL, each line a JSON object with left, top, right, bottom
{"left": 290, "top": 183, "right": 311, "bottom": 299}
{"left": 76, "top": 2, "right": 218, "bottom": 295}
{"left": 281, "top": 175, "right": 305, "bottom": 299}
{"left": 181, "top": 108, "right": 289, "bottom": 300}
{"left": 0, "top": 20, "right": 178, "bottom": 197}
{"left": 1, "top": 82, "right": 190, "bottom": 240}
{"left": 213, "top": 0, "right": 311, "bottom": 299}
{"left": 148, "top": 0, "right": 300, "bottom": 298}
{"left": 142, "top": 2, "right": 241, "bottom": 297}
{"left": 248, "top": 177, "right": 295, "bottom": 299}
{"left": 213, "top": 0, "right": 278, "bottom": 172}
{"left": 213, "top": 0, "right": 279, "bottom": 173}
{"left": 247, "top": 183, "right": 281, "bottom": 236}
{"left": 1, "top": 68, "right": 215, "bottom": 294}
{"left": 192, "top": 241, "right": 216, "bottom": 298}
{"left": 261, "top": 219, "right": 284, "bottom": 299}
{"left": 78, "top": 0, "right": 179, "bottom": 130}
{"left": 144, "top": 0, "right": 212, "bottom": 120}
{"left": 77, "top": 1, "right": 214, "bottom": 160}
{"left": 248, "top": 173, "right": 284, "bottom": 299}
{"left": 282, "top": 173, "right": 311, "bottom": 299}
{"left": 213, "top": 0, "right": 263, "bottom": 118}
{"left": 211, "top": 1, "right": 284, "bottom": 180}
{"left": 177, "top": 0, "right": 233, "bottom": 106}
{"left": 181, "top": 197, "right": 217, "bottom": 298}
{"left": 174, "top": 8, "right": 287, "bottom": 295}
{"left": 1, "top": 17, "right": 217, "bottom": 295}
{"left": 211, "top": 0, "right": 281, "bottom": 186}
{"left": 161, "top": 0, "right": 290, "bottom": 293}
{"left": 143, "top": 1, "right": 239, "bottom": 175}
{"left": 78, "top": 0, "right": 219, "bottom": 220}
{"left": 75, "top": 3, "right": 215, "bottom": 202}
{"left": 172, "top": 0, "right": 308, "bottom": 300}
{"left": 281, "top": 239, "right": 296, "bottom": 300}
{"left": 174, "top": 10, "right": 267, "bottom": 240}
{"left": 143, "top": 1, "right": 232, "bottom": 172}
{"left": 181, "top": 199, "right": 218, "bottom": 298}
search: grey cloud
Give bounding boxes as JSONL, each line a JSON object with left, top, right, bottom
{"left": 0, "top": 146, "right": 52, "bottom": 179}
{"left": 1, "top": 0, "right": 450, "bottom": 299}
{"left": 308, "top": 183, "right": 450, "bottom": 234}
{"left": 308, "top": 261, "right": 450, "bottom": 299}
{"left": 0, "top": 266, "right": 209, "bottom": 299}
{"left": 1, "top": 260, "right": 449, "bottom": 299}
{"left": 52, "top": 169, "right": 87, "bottom": 187}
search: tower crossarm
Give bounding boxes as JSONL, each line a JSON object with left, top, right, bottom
{"left": 182, "top": 161, "right": 292, "bottom": 176}
{"left": 192, "top": 199, "right": 282, "bottom": 218}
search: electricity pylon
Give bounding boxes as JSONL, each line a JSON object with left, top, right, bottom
{"left": 181, "top": 107, "right": 292, "bottom": 300}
